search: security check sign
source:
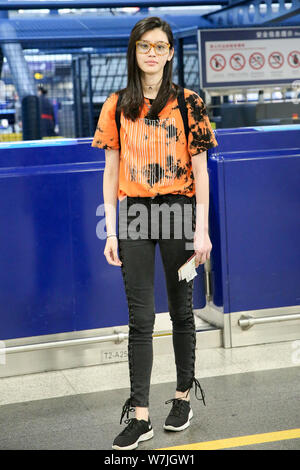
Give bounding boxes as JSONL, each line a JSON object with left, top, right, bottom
{"left": 198, "top": 26, "right": 300, "bottom": 89}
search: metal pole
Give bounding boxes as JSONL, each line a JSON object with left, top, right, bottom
{"left": 1, "top": 332, "right": 129, "bottom": 354}
{"left": 238, "top": 313, "right": 300, "bottom": 330}
{"left": 87, "top": 53, "right": 94, "bottom": 137}
{"left": 0, "top": 330, "right": 173, "bottom": 354}
{"left": 72, "top": 57, "right": 83, "bottom": 138}
{"left": 176, "top": 37, "right": 184, "bottom": 88}
{"left": 0, "top": 1, "right": 229, "bottom": 11}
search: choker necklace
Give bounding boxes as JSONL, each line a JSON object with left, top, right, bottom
{"left": 143, "top": 76, "right": 162, "bottom": 92}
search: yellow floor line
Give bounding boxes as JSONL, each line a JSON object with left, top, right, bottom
{"left": 157, "top": 428, "right": 300, "bottom": 450}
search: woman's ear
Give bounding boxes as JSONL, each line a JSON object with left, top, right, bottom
{"left": 168, "top": 47, "right": 174, "bottom": 61}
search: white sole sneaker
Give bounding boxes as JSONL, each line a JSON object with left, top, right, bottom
{"left": 112, "top": 428, "right": 154, "bottom": 450}
{"left": 163, "top": 408, "right": 193, "bottom": 432}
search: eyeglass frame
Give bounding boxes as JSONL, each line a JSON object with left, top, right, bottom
{"left": 135, "top": 40, "right": 171, "bottom": 56}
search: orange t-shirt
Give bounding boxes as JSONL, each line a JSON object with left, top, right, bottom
{"left": 91, "top": 87, "right": 218, "bottom": 202}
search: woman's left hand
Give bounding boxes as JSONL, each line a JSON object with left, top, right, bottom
{"left": 193, "top": 230, "right": 212, "bottom": 268}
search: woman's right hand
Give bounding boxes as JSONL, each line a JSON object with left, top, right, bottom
{"left": 104, "top": 236, "right": 122, "bottom": 266}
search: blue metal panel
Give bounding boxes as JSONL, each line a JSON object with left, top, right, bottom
{"left": 212, "top": 125, "right": 300, "bottom": 152}
{"left": 204, "top": 0, "right": 300, "bottom": 26}
{"left": 0, "top": 15, "right": 213, "bottom": 48}
{"left": 224, "top": 151, "right": 300, "bottom": 312}
{"left": 210, "top": 125, "right": 300, "bottom": 313}
{"left": 2, "top": 127, "right": 299, "bottom": 339}
{"left": 0, "top": 139, "right": 103, "bottom": 340}
{"left": 0, "top": 1, "right": 228, "bottom": 10}
{"left": 0, "top": 170, "right": 75, "bottom": 338}
{"left": 208, "top": 156, "right": 224, "bottom": 308}
{"left": 0, "top": 138, "right": 205, "bottom": 340}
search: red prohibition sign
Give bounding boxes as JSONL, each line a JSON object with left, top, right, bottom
{"left": 229, "top": 53, "right": 246, "bottom": 71}
{"left": 288, "top": 51, "right": 300, "bottom": 68}
{"left": 210, "top": 54, "right": 226, "bottom": 72}
{"left": 249, "top": 52, "right": 265, "bottom": 70}
{"left": 268, "top": 51, "right": 284, "bottom": 69}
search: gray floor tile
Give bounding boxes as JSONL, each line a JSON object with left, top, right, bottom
{"left": 0, "top": 367, "right": 299, "bottom": 450}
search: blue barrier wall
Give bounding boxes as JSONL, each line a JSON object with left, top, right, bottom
{"left": 0, "top": 138, "right": 206, "bottom": 340}
{"left": 1, "top": 125, "right": 299, "bottom": 341}
{"left": 210, "top": 125, "right": 300, "bottom": 313}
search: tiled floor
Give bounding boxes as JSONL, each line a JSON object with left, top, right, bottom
{"left": 0, "top": 340, "right": 298, "bottom": 406}
{"left": 0, "top": 340, "right": 299, "bottom": 450}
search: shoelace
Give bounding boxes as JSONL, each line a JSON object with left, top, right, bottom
{"left": 164, "top": 398, "right": 189, "bottom": 417}
{"left": 119, "top": 418, "right": 141, "bottom": 436}
{"left": 120, "top": 397, "right": 135, "bottom": 425}
{"left": 191, "top": 377, "right": 206, "bottom": 406}
{"left": 165, "top": 378, "right": 206, "bottom": 408}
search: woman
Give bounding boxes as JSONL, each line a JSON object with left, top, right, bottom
{"left": 92, "top": 16, "right": 218, "bottom": 450}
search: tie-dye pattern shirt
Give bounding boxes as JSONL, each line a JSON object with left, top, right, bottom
{"left": 91, "top": 87, "right": 218, "bottom": 201}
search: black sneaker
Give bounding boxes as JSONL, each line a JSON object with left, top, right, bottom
{"left": 112, "top": 418, "right": 154, "bottom": 450}
{"left": 163, "top": 398, "right": 193, "bottom": 432}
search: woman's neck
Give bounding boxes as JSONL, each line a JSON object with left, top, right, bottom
{"left": 141, "top": 73, "right": 163, "bottom": 99}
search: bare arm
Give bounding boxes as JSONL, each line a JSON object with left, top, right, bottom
{"left": 103, "top": 149, "right": 120, "bottom": 236}
{"left": 191, "top": 150, "right": 212, "bottom": 266}
{"left": 103, "top": 149, "right": 122, "bottom": 266}
{"left": 191, "top": 150, "right": 209, "bottom": 233}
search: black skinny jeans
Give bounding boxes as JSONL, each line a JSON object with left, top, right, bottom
{"left": 117, "top": 194, "right": 205, "bottom": 421}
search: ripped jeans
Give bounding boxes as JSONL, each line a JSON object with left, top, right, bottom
{"left": 117, "top": 194, "right": 205, "bottom": 422}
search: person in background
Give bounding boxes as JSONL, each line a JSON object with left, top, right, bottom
{"left": 38, "top": 84, "right": 56, "bottom": 137}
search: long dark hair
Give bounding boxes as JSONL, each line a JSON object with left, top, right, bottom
{"left": 117, "top": 16, "right": 180, "bottom": 121}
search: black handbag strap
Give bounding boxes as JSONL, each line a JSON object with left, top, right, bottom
{"left": 177, "top": 85, "right": 189, "bottom": 144}
{"left": 115, "top": 92, "right": 122, "bottom": 150}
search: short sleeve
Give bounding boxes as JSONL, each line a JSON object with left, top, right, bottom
{"left": 91, "top": 93, "right": 119, "bottom": 150}
{"left": 186, "top": 91, "right": 218, "bottom": 157}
